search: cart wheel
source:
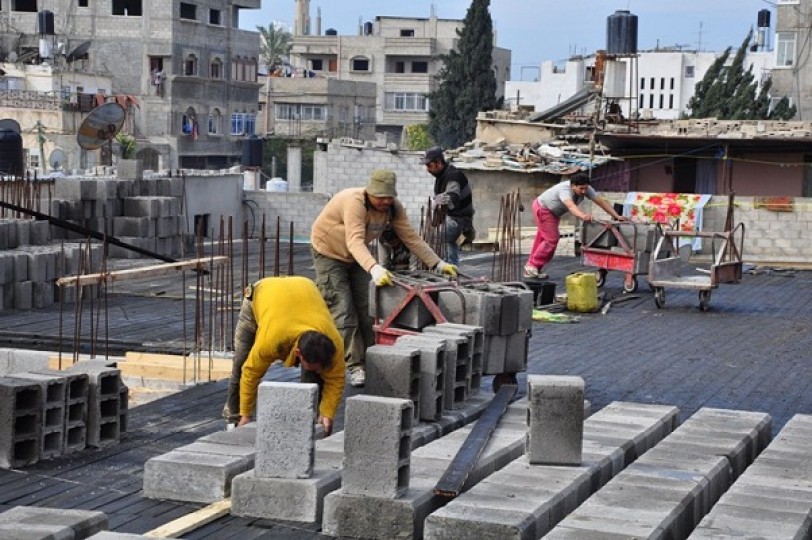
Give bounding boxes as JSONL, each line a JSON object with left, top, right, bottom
{"left": 596, "top": 269, "right": 608, "bottom": 288}
{"left": 492, "top": 373, "right": 518, "bottom": 393}
{"left": 623, "top": 275, "right": 638, "bottom": 294}
{"left": 654, "top": 288, "right": 665, "bottom": 309}
{"left": 699, "top": 290, "right": 712, "bottom": 311}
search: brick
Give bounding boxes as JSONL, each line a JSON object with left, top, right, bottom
{"left": 526, "top": 375, "right": 585, "bottom": 466}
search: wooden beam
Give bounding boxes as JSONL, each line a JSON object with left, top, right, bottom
{"left": 144, "top": 498, "right": 231, "bottom": 538}
{"left": 56, "top": 256, "right": 228, "bottom": 287}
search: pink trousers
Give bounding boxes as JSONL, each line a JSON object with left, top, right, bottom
{"left": 527, "top": 199, "right": 560, "bottom": 269}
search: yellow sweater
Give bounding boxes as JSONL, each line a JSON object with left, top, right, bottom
{"left": 238, "top": 276, "right": 345, "bottom": 419}
{"left": 310, "top": 187, "right": 441, "bottom": 271}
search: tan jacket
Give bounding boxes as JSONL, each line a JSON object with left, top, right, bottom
{"left": 310, "top": 187, "right": 441, "bottom": 271}
{"left": 239, "top": 276, "right": 345, "bottom": 419}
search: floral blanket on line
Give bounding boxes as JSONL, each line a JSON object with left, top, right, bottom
{"left": 623, "top": 192, "right": 712, "bottom": 249}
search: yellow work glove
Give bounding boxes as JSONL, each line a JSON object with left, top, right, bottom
{"left": 370, "top": 264, "right": 394, "bottom": 287}
{"left": 436, "top": 261, "right": 458, "bottom": 278}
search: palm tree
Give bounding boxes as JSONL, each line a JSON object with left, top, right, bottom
{"left": 257, "top": 23, "right": 292, "bottom": 73}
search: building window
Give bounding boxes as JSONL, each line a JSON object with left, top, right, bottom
{"left": 640, "top": 78, "right": 645, "bottom": 90}
{"left": 777, "top": 32, "right": 797, "bottom": 67}
{"left": 659, "top": 94, "right": 664, "bottom": 109}
{"left": 209, "top": 9, "right": 222, "bottom": 25}
{"left": 395, "top": 61, "right": 405, "bottom": 74}
{"left": 231, "top": 112, "right": 256, "bottom": 135}
{"left": 669, "top": 94, "right": 674, "bottom": 109}
{"left": 660, "top": 78, "right": 665, "bottom": 90}
{"left": 26, "top": 150, "right": 40, "bottom": 169}
{"left": 384, "top": 92, "right": 429, "bottom": 112}
{"left": 12, "top": 0, "right": 37, "bottom": 12}
{"left": 400, "top": 29, "right": 415, "bottom": 37}
{"left": 351, "top": 56, "right": 370, "bottom": 72}
{"left": 685, "top": 66, "right": 695, "bottom": 78}
{"left": 181, "top": 107, "right": 198, "bottom": 138}
{"left": 670, "top": 78, "right": 675, "bottom": 90}
{"left": 180, "top": 3, "right": 196, "bottom": 20}
{"left": 639, "top": 94, "right": 645, "bottom": 108}
{"left": 311, "top": 59, "right": 323, "bottom": 71}
{"left": 184, "top": 54, "right": 198, "bottom": 76}
{"left": 411, "top": 61, "right": 428, "bottom": 73}
{"left": 112, "top": 0, "right": 142, "bottom": 16}
{"left": 208, "top": 109, "right": 221, "bottom": 134}
{"left": 210, "top": 57, "right": 223, "bottom": 79}
{"left": 649, "top": 94, "right": 654, "bottom": 109}
{"left": 276, "top": 104, "right": 326, "bottom": 121}
{"left": 79, "top": 0, "right": 89, "bottom": 6}
{"left": 649, "top": 77, "right": 655, "bottom": 89}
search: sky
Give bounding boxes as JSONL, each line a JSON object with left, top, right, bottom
{"left": 241, "top": 1, "right": 775, "bottom": 80}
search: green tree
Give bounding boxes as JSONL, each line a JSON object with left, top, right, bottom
{"left": 428, "top": 0, "right": 497, "bottom": 148}
{"left": 402, "top": 124, "right": 433, "bottom": 150}
{"left": 688, "top": 30, "right": 796, "bottom": 120}
{"left": 257, "top": 23, "right": 292, "bottom": 72}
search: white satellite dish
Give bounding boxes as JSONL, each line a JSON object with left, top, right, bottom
{"left": 49, "top": 148, "right": 65, "bottom": 170}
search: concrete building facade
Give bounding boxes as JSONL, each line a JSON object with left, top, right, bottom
{"left": 0, "top": 0, "right": 262, "bottom": 171}
{"left": 287, "top": 2, "right": 511, "bottom": 143}
{"left": 771, "top": 0, "right": 812, "bottom": 120}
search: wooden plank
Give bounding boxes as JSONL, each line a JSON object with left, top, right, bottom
{"left": 56, "top": 256, "right": 229, "bottom": 287}
{"left": 145, "top": 498, "right": 232, "bottom": 538}
{"left": 433, "top": 384, "right": 518, "bottom": 498}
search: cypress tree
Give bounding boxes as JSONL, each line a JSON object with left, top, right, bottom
{"left": 428, "top": 0, "right": 497, "bottom": 148}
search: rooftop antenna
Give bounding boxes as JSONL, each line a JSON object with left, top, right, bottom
{"left": 697, "top": 21, "right": 703, "bottom": 52}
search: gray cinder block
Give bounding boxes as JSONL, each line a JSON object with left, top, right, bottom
{"left": 342, "top": 395, "right": 413, "bottom": 499}
{"left": 143, "top": 450, "right": 254, "bottom": 503}
{"left": 0, "top": 506, "right": 107, "bottom": 539}
{"left": 255, "top": 382, "right": 318, "bottom": 479}
{"left": 66, "top": 363, "right": 120, "bottom": 449}
{"left": 366, "top": 345, "right": 421, "bottom": 421}
{"left": 10, "top": 372, "right": 67, "bottom": 460}
{"left": 0, "top": 377, "right": 42, "bottom": 468}
{"left": 526, "top": 375, "right": 585, "bottom": 465}
{"left": 395, "top": 335, "right": 447, "bottom": 421}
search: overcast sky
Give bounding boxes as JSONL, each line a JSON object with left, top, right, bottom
{"left": 241, "top": 1, "right": 775, "bottom": 80}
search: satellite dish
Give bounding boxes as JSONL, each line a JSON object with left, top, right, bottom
{"left": 66, "top": 41, "right": 91, "bottom": 63}
{"left": 6, "top": 51, "right": 17, "bottom": 63}
{"left": 0, "top": 119, "right": 22, "bottom": 134}
{"left": 49, "top": 148, "right": 65, "bottom": 170}
{"left": 77, "top": 102, "right": 125, "bottom": 150}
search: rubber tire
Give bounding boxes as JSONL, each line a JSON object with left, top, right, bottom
{"left": 623, "top": 275, "right": 638, "bottom": 294}
{"left": 699, "top": 290, "right": 711, "bottom": 311}
{"left": 654, "top": 288, "right": 665, "bottom": 309}
{"left": 596, "top": 269, "right": 608, "bottom": 288}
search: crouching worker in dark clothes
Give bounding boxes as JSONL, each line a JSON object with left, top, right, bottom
{"left": 222, "top": 276, "right": 345, "bottom": 435}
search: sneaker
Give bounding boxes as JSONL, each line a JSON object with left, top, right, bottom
{"left": 523, "top": 265, "right": 549, "bottom": 280}
{"left": 349, "top": 368, "right": 366, "bottom": 387}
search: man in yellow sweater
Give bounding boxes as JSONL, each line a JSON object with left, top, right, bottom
{"left": 222, "top": 276, "right": 345, "bottom": 435}
{"left": 310, "top": 169, "right": 457, "bottom": 387}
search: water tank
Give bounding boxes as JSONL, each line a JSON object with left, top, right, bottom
{"left": 266, "top": 178, "right": 288, "bottom": 192}
{"left": 0, "top": 129, "right": 24, "bottom": 176}
{"left": 38, "top": 11, "right": 55, "bottom": 35}
{"left": 758, "top": 9, "right": 771, "bottom": 28}
{"left": 606, "top": 10, "right": 638, "bottom": 55}
{"left": 241, "top": 136, "right": 263, "bottom": 168}
{"left": 325, "top": 28, "right": 338, "bottom": 36}
{"left": 363, "top": 21, "right": 373, "bottom": 36}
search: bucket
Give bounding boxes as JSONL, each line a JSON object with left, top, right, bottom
{"left": 566, "top": 272, "right": 599, "bottom": 312}
{"left": 524, "top": 280, "right": 557, "bottom": 306}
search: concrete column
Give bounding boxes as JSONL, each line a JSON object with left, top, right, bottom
{"left": 287, "top": 144, "right": 302, "bottom": 192}
{"left": 526, "top": 375, "right": 585, "bottom": 465}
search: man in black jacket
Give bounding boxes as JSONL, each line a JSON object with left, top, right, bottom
{"left": 423, "top": 146, "right": 475, "bottom": 265}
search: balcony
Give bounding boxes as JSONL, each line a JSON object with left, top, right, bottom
{"left": 383, "top": 37, "right": 436, "bottom": 56}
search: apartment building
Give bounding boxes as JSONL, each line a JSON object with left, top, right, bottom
{"left": 771, "top": 0, "right": 812, "bottom": 120}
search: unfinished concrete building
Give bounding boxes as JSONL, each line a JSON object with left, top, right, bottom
{"left": 0, "top": 0, "right": 261, "bottom": 171}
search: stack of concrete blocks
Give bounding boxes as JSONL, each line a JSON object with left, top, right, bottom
{"left": 526, "top": 375, "right": 585, "bottom": 466}
{"left": 10, "top": 371, "right": 68, "bottom": 460}
{"left": 367, "top": 270, "right": 450, "bottom": 332}
{"left": 423, "top": 400, "right": 681, "bottom": 539}
{"left": 545, "top": 407, "right": 773, "bottom": 538}
{"left": 689, "top": 413, "right": 812, "bottom": 538}
{"left": 231, "top": 382, "right": 343, "bottom": 522}
{"left": 393, "top": 334, "right": 447, "bottom": 421}
{"left": 66, "top": 361, "right": 122, "bottom": 449}
{"left": 144, "top": 424, "right": 256, "bottom": 503}
{"left": 55, "top": 369, "right": 91, "bottom": 454}
{"left": 0, "top": 377, "right": 41, "bottom": 468}
{"left": 437, "top": 282, "right": 532, "bottom": 378}
{"left": 423, "top": 323, "right": 483, "bottom": 405}
{"left": 365, "top": 344, "right": 422, "bottom": 422}
{"left": 0, "top": 506, "right": 107, "bottom": 539}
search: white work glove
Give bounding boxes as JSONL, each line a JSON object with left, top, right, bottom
{"left": 370, "top": 264, "right": 394, "bottom": 287}
{"left": 432, "top": 193, "right": 451, "bottom": 209}
{"left": 435, "top": 261, "right": 458, "bottom": 277}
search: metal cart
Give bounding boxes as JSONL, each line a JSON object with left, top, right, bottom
{"left": 648, "top": 194, "right": 745, "bottom": 311}
{"left": 580, "top": 220, "right": 658, "bottom": 293}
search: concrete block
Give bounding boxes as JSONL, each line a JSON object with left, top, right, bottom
{"left": 0, "top": 506, "right": 107, "bottom": 539}
{"left": 423, "top": 325, "right": 474, "bottom": 404}
{"left": 10, "top": 372, "right": 66, "bottom": 460}
{"left": 369, "top": 279, "right": 438, "bottom": 331}
{"left": 366, "top": 345, "right": 421, "bottom": 421}
{"left": 526, "top": 375, "right": 585, "bottom": 465}
{"left": 0, "top": 377, "right": 42, "bottom": 468}
{"left": 13, "top": 281, "right": 33, "bottom": 310}
{"left": 28, "top": 221, "right": 50, "bottom": 245}
{"left": 437, "top": 285, "right": 502, "bottom": 335}
{"left": 342, "top": 395, "right": 413, "bottom": 499}
{"left": 231, "top": 466, "right": 342, "bottom": 523}
{"left": 483, "top": 334, "right": 506, "bottom": 374}
{"left": 66, "top": 363, "right": 120, "bottom": 449}
{"left": 505, "top": 330, "right": 529, "bottom": 373}
{"left": 255, "top": 382, "right": 318, "bottom": 479}
{"left": 395, "top": 335, "right": 447, "bottom": 421}
{"left": 143, "top": 450, "right": 254, "bottom": 503}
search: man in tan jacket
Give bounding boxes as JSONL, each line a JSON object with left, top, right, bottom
{"left": 310, "top": 169, "right": 457, "bottom": 386}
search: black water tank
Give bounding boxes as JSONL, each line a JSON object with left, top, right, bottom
{"left": 0, "top": 129, "right": 24, "bottom": 176}
{"left": 607, "top": 10, "right": 638, "bottom": 55}
{"left": 363, "top": 21, "right": 373, "bottom": 35}
{"left": 758, "top": 9, "right": 771, "bottom": 28}
{"left": 325, "top": 28, "right": 338, "bottom": 36}
{"left": 241, "top": 136, "right": 263, "bottom": 168}
{"left": 38, "top": 10, "right": 55, "bottom": 35}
